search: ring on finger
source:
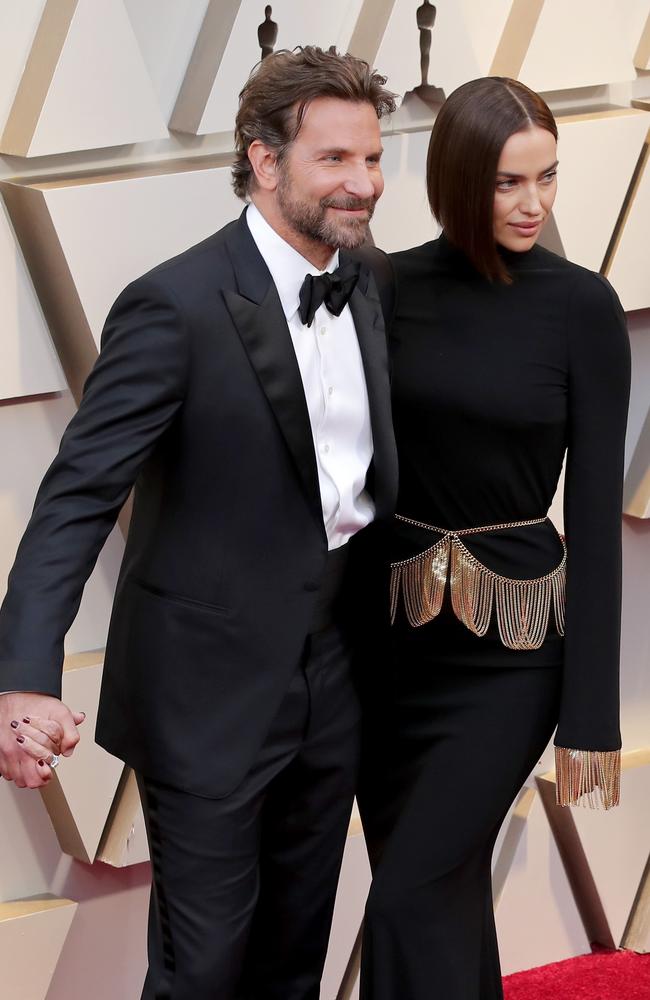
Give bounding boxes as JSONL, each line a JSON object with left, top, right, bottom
{"left": 49, "top": 753, "right": 61, "bottom": 769}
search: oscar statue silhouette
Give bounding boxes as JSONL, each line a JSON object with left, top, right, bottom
{"left": 402, "top": 0, "right": 445, "bottom": 113}
{"left": 258, "top": 5, "right": 278, "bottom": 60}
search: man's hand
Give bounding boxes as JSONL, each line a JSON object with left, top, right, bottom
{"left": 0, "top": 693, "right": 85, "bottom": 788}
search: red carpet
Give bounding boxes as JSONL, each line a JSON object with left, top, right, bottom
{"left": 503, "top": 949, "right": 650, "bottom": 999}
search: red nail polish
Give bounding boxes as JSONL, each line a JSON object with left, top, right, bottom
{"left": 22, "top": 717, "right": 30, "bottom": 724}
{"left": 10, "top": 720, "right": 19, "bottom": 729}
{"left": 38, "top": 760, "right": 45, "bottom": 767}
{"left": 16, "top": 735, "right": 25, "bottom": 743}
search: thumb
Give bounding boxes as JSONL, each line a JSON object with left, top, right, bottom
{"left": 53, "top": 705, "right": 84, "bottom": 756}
{"left": 72, "top": 710, "right": 87, "bottom": 726}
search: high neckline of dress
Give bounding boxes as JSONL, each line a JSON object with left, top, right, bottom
{"left": 436, "top": 230, "right": 542, "bottom": 275}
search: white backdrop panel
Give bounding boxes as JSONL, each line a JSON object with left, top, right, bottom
{"left": 123, "top": 0, "right": 210, "bottom": 123}
{"left": 0, "top": 395, "right": 123, "bottom": 656}
{"left": 0, "top": 1, "right": 46, "bottom": 136}
{"left": 183, "top": 0, "right": 365, "bottom": 136}
{"left": 1, "top": 0, "right": 169, "bottom": 157}
{"left": 38, "top": 164, "right": 241, "bottom": 346}
{"left": 550, "top": 109, "right": 650, "bottom": 273}
{"left": 0, "top": 198, "right": 65, "bottom": 400}
{"left": 371, "top": 129, "right": 439, "bottom": 252}
{"left": 519, "top": 0, "right": 635, "bottom": 92}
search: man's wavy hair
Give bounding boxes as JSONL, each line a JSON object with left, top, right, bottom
{"left": 232, "top": 46, "right": 396, "bottom": 200}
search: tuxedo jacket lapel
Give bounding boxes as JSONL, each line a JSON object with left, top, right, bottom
{"left": 345, "top": 257, "right": 398, "bottom": 521}
{"left": 223, "top": 213, "right": 322, "bottom": 526}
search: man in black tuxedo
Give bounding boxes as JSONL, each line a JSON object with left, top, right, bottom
{"left": 0, "top": 47, "right": 397, "bottom": 999}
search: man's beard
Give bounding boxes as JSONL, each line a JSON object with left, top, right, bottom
{"left": 277, "top": 171, "right": 375, "bottom": 251}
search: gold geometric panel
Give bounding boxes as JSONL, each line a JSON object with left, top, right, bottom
{"left": 0, "top": 0, "right": 168, "bottom": 157}
{"left": 170, "top": 0, "right": 365, "bottom": 136}
{"left": 40, "top": 650, "right": 126, "bottom": 864}
{"left": 1, "top": 161, "right": 240, "bottom": 403}
{"left": 540, "top": 108, "right": 650, "bottom": 272}
{"left": 605, "top": 127, "right": 650, "bottom": 312}
{"left": 623, "top": 854, "right": 650, "bottom": 953}
{"left": 495, "top": 787, "right": 590, "bottom": 975}
{"left": 0, "top": 896, "right": 77, "bottom": 1000}
{"left": 45, "top": 871, "right": 150, "bottom": 999}
{"left": 0, "top": 195, "right": 65, "bottom": 401}
{"left": 321, "top": 804, "right": 370, "bottom": 1000}
{"left": 96, "top": 768, "right": 149, "bottom": 869}
{"left": 370, "top": 129, "right": 440, "bottom": 253}
{"left": 347, "top": 0, "right": 396, "bottom": 65}
{"left": 537, "top": 749, "right": 650, "bottom": 950}
{"left": 492, "top": 785, "right": 536, "bottom": 907}
{"left": 0, "top": 2, "right": 46, "bottom": 138}
{"left": 490, "top": 0, "right": 544, "bottom": 78}
{"left": 625, "top": 411, "right": 650, "bottom": 518}
{"left": 374, "top": 0, "right": 512, "bottom": 107}
{"left": 491, "top": 0, "right": 635, "bottom": 91}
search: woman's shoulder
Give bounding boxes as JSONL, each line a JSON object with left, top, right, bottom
{"left": 389, "top": 237, "right": 444, "bottom": 276}
{"left": 528, "top": 245, "right": 618, "bottom": 297}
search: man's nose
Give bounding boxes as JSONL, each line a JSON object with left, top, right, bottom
{"left": 342, "top": 164, "right": 377, "bottom": 200}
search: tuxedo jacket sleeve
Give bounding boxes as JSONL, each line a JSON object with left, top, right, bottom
{"left": 0, "top": 210, "right": 397, "bottom": 796}
{"left": 0, "top": 277, "right": 189, "bottom": 696}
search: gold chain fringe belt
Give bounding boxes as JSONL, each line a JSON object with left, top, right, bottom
{"left": 390, "top": 514, "right": 566, "bottom": 651}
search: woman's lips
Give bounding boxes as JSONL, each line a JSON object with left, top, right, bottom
{"left": 509, "top": 220, "right": 542, "bottom": 234}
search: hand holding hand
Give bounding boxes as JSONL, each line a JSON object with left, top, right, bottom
{"left": 0, "top": 692, "right": 85, "bottom": 788}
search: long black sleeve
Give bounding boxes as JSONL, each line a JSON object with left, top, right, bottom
{"left": 556, "top": 271, "right": 630, "bottom": 752}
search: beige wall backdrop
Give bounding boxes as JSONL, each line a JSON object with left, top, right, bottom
{"left": 1, "top": 3, "right": 650, "bottom": 998}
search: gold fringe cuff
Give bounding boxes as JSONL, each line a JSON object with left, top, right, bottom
{"left": 554, "top": 746, "right": 621, "bottom": 810}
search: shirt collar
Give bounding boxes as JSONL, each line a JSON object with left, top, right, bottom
{"left": 246, "top": 203, "right": 339, "bottom": 323}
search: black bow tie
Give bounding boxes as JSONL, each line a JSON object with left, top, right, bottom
{"left": 298, "top": 261, "right": 361, "bottom": 327}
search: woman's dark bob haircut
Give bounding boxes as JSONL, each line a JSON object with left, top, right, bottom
{"left": 427, "top": 77, "right": 558, "bottom": 283}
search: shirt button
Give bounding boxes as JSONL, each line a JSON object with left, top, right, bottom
{"left": 328, "top": 386, "right": 334, "bottom": 396}
{"left": 319, "top": 326, "right": 327, "bottom": 336}
{"left": 323, "top": 444, "right": 330, "bottom": 454}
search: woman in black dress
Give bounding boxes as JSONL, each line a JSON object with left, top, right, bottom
{"left": 358, "top": 78, "right": 630, "bottom": 999}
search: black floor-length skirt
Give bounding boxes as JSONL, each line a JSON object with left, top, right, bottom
{"left": 358, "top": 598, "right": 563, "bottom": 1000}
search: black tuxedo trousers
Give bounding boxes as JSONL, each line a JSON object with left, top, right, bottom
{"left": 139, "top": 620, "right": 360, "bottom": 1000}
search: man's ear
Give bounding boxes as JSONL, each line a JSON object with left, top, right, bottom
{"left": 247, "top": 140, "right": 280, "bottom": 192}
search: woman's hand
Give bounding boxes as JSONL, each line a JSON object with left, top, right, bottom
{"left": 0, "top": 693, "right": 85, "bottom": 787}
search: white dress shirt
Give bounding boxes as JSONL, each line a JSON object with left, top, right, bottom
{"left": 246, "top": 203, "right": 375, "bottom": 550}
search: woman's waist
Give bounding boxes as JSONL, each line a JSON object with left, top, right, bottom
{"left": 389, "top": 511, "right": 565, "bottom": 580}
